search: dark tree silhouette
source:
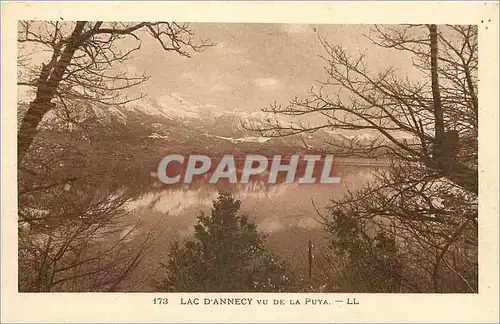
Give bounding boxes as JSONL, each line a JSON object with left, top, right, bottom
{"left": 156, "top": 192, "right": 302, "bottom": 292}
{"left": 17, "top": 20, "right": 211, "bottom": 291}
{"left": 245, "top": 24, "right": 477, "bottom": 195}
{"left": 245, "top": 24, "right": 478, "bottom": 292}
{"left": 17, "top": 21, "right": 211, "bottom": 165}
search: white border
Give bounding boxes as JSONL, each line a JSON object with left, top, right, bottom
{"left": 2, "top": 2, "right": 499, "bottom": 323}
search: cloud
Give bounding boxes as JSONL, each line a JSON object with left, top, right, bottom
{"left": 214, "top": 42, "right": 247, "bottom": 55}
{"left": 253, "top": 77, "right": 279, "bottom": 89}
{"left": 181, "top": 71, "right": 231, "bottom": 93}
{"left": 210, "top": 83, "right": 229, "bottom": 92}
{"left": 181, "top": 71, "right": 195, "bottom": 81}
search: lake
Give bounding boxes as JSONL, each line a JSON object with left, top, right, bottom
{"left": 121, "top": 160, "right": 386, "bottom": 290}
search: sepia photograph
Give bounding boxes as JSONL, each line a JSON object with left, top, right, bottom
{"left": 2, "top": 1, "right": 499, "bottom": 323}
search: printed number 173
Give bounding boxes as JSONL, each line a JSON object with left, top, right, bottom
{"left": 153, "top": 297, "right": 168, "bottom": 305}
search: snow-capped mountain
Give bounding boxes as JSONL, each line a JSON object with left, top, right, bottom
{"left": 23, "top": 95, "right": 415, "bottom": 158}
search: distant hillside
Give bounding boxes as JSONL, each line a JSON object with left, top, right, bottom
{"left": 19, "top": 99, "right": 410, "bottom": 165}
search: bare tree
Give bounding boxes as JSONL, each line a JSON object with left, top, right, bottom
{"left": 17, "top": 20, "right": 210, "bottom": 291}
{"left": 245, "top": 25, "right": 478, "bottom": 292}
{"left": 246, "top": 24, "right": 477, "bottom": 195}
{"left": 17, "top": 21, "right": 211, "bottom": 165}
{"left": 17, "top": 120, "right": 163, "bottom": 291}
{"left": 320, "top": 159, "right": 477, "bottom": 292}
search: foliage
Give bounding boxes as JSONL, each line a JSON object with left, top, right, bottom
{"left": 17, "top": 20, "right": 209, "bottom": 291}
{"left": 17, "top": 120, "right": 157, "bottom": 291}
{"left": 156, "top": 192, "right": 303, "bottom": 292}
{"left": 245, "top": 24, "right": 478, "bottom": 292}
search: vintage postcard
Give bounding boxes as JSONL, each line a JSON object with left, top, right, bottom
{"left": 1, "top": 1, "right": 499, "bottom": 323}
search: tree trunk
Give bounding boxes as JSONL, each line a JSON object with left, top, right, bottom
{"left": 17, "top": 21, "right": 87, "bottom": 165}
{"left": 426, "top": 25, "right": 478, "bottom": 195}
{"left": 429, "top": 24, "right": 444, "bottom": 144}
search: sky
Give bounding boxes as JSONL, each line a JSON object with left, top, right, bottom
{"left": 18, "top": 23, "right": 419, "bottom": 131}
{"left": 122, "top": 23, "right": 416, "bottom": 123}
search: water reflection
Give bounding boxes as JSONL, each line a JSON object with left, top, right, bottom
{"left": 126, "top": 163, "right": 381, "bottom": 236}
{"left": 122, "top": 162, "right": 383, "bottom": 290}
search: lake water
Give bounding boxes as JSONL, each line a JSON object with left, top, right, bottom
{"left": 121, "top": 160, "right": 385, "bottom": 290}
